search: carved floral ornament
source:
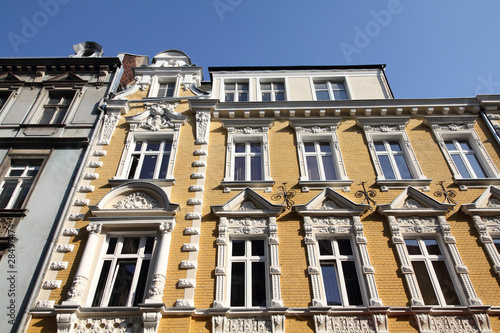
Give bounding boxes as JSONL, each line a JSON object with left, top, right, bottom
{"left": 113, "top": 192, "right": 159, "bottom": 210}
{"left": 294, "top": 125, "right": 337, "bottom": 133}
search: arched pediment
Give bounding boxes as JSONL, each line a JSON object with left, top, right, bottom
{"left": 378, "top": 186, "right": 453, "bottom": 217}
{"left": 89, "top": 181, "right": 179, "bottom": 218}
{"left": 293, "top": 187, "right": 369, "bottom": 216}
{"left": 211, "top": 187, "right": 284, "bottom": 217}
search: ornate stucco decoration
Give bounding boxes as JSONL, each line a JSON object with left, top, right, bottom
{"left": 0, "top": 218, "right": 14, "bottom": 237}
{"left": 195, "top": 111, "right": 211, "bottom": 144}
{"left": 212, "top": 316, "right": 284, "bottom": 333}
{"left": 126, "top": 102, "right": 187, "bottom": 132}
{"left": 113, "top": 192, "right": 158, "bottom": 210}
{"left": 294, "top": 125, "right": 337, "bottom": 133}
{"left": 314, "top": 314, "right": 382, "bottom": 333}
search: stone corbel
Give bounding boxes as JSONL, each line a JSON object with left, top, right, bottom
{"left": 56, "top": 312, "right": 77, "bottom": 333}
{"left": 143, "top": 312, "right": 162, "bottom": 333}
{"left": 195, "top": 111, "right": 211, "bottom": 145}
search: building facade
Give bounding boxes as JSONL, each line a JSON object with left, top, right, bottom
{"left": 25, "top": 50, "right": 500, "bottom": 333}
{"left": 0, "top": 42, "right": 122, "bottom": 332}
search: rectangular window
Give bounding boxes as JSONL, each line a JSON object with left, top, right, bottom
{"left": 38, "top": 91, "right": 75, "bottom": 124}
{"left": 225, "top": 82, "right": 248, "bottom": 102}
{"left": 0, "top": 160, "right": 42, "bottom": 209}
{"left": 315, "top": 81, "right": 348, "bottom": 101}
{"left": 494, "top": 238, "right": 500, "bottom": 254}
{"left": 127, "top": 140, "right": 171, "bottom": 179}
{"left": 0, "top": 92, "right": 11, "bottom": 110}
{"left": 261, "top": 82, "right": 285, "bottom": 101}
{"left": 405, "top": 238, "right": 460, "bottom": 306}
{"left": 157, "top": 82, "right": 175, "bottom": 98}
{"left": 233, "top": 142, "right": 263, "bottom": 181}
{"left": 229, "top": 239, "right": 267, "bottom": 308}
{"left": 304, "top": 141, "right": 337, "bottom": 180}
{"left": 318, "top": 238, "right": 363, "bottom": 306}
{"left": 92, "top": 235, "right": 155, "bottom": 307}
{"left": 374, "top": 140, "right": 412, "bottom": 180}
{"left": 444, "top": 139, "right": 487, "bottom": 179}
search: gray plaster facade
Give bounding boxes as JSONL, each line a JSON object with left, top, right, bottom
{"left": 0, "top": 47, "right": 121, "bottom": 332}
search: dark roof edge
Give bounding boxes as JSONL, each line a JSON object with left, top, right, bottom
{"left": 0, "top": 57, "right": 121, "bottom": 67}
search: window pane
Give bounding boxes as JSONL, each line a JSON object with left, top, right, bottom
{"left": 12, "top": 181, "right": 32, "bottom": 208}
{"left": 164, "top": 142, "right": 172, "bottom": 152}
{"left": 92, "top": 260, "right": 111, "bottom": 307}
{"left": 38, "top": 108, "right": 56, "bottom": 124}
{"left": 240, "top": 83, "right": 248, "bottom": 91}
{"left": 107, "top": 237, "right": 118, "bottom": 254}
{"left": 133, "top": 259, "right": 150, "bottom": 306}
{"left": 451, "top": 154, "right": 471, "bottom": 178}
{"left": 134, "top": 141, "right": 142, "bottom": 151}
{"left": 405, "top": 239, "right": 421, "bottom": 255}
{"left": 275, "top": 92, "right": 285, "bottom": 101}
{"left": 9, "top": 168, "right": 24, "bottom": 177}
{"left": 389, "top": 141, "right": 402, "bottom": 152}
{"left": 304, "top": 142, "right": 315, "bottom": 153}
{"left": 159, "top": 154, "right": 170, "bottom": 178}
{"left": 445, "top": 141, "right": 456, "bottom": 151}
{"left": 423, "top": 239, "right": 441, "bottom": 255}
{"left": 238, "top": 93, "right": 248, "bottom": 101}
{"left": 234, "top": 157, "right": 245, "bottom": 181}
{"left": 53, "top": 108, "right": 67, "bottom": 123}
{"left": 315, "top": 83, "right": 327, "bottom": 90}
{"left": 122, "top": 237, "right": 140, "bottom": 254}
{"left": 146, "top": 141, "right": 161, "bottom": 151}
{"left": 250, "top": 156, "right": 262, "bottom": 180}
{"left": 250, "top": 143, "right": 261, "bottom": 154}
{"left": 333, "top": 90, "right": 348, "bottom": 100}
{"left": 232, "top": 240, "right": 245, "bottom": 256}
{"left": 374, "top": 142, "right": 386, "bottom": 151}
{"left": 394, "top": 155, "right": 412, "bottom": 179}
{"left": 225, "top": 93, "right": 234, "bottom": 102}
{"left": 108, "top": 260, "right": 136, "bottom": 306}
{"left": 225, "top": 83, "right": 235, "bottom": 90}
{"left": 322, "top": 156, "right": 337, "bottom": 180}
{"left": 412, "top": 261, "right": 439, "bottom": 305}
{"left": 432, "top": 261, "right": 460, "bottom": 305}
{"left": 321, "top": 262, "right": 341, "bottom": 305}
{"left": 261, "top": 83, "right": 271, "bottom": 90}
{"left": 251, "top": 240, "right": 264, "bottom": 256}
{"left": 262, "top": 93, "right": 271, "bottom": 101}
{"left": 319, "top": 142, "right": 332, "bottom": 153}
{"left": 458, "top": 140, "right": 472, "bottom": 150}
{"left": 337, "top": 239, "right": 353, "bottom": 256}
{"left": 165, "top": 85, "right": 175, "bottom": 97}
{"left": 275, "top": 83, "right": 284, "bottom": 91}
{"left": 230, "top": 262, "right": 245, "bottom": 306}
{"left": 378, "top": 155, "right": 396, "bottom": 179}
{"left": 127, "top": 155, "right": 140, "bottom": 179}
{"left": 0, "top": 181, "right": 16, "bottom": 209}
{"left": 144, "top": 237, "right": 155, "bottom": 255}
{"left": 466, "top": 154, "right": 487, "bottom": 178}
{"left": 139, "top": 155, "right": 157, "bottom": 179}
{"left": 316, "top": 91, "right": 330, "bottom": 101}
{"left": 252, "top": 261, "right": 266, "bottom": 306}
{"left": 494, "top": 239, "right": 500, "bottom": 253}
{"left": 342, "top": 261, "right": 363, "bottom": 305}
{"left": 235, "top": 143, "right": 245, "bottom": 153}
{"left": 306, "top": 156, "right": 320, "bottom": 180}
{"left": 318, "top": 239, "right": 333, "bottom": 256}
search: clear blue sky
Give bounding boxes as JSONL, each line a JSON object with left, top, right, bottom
{"left": 1, "top": 1, "right": 499, "bottom": 99}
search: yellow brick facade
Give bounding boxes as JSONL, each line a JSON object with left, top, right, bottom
{"left": 27, "top": 52, "right": 500, "bottom": 332}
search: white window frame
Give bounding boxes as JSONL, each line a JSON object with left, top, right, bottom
{"left": 403, "top": 237, "right": 461, "bottom": 306}
{"left": 291, "top": 118, "right": 351, "bottom": 192}
{"left": 25, "top": 86, "right": 84, "bottom": 125}
{"left": 425, "top": 116, "right": 500, "bottom": 188}
{"left": 0, "top": 160, "right": 41, "bottom": 209}
{"left": 228, "top": 238, "right": 269, "bottom": 308}
{"left": 148, "top": 76, "right": 178, "bottom": 98}
{"left": 221, "top": 119, "right": 274, "bottom": 191}
{"left": 88, "top": 233, "right": 156, "bottom": 307}
{"left": 379, "top": 186, "right": 483, "bottom": 307}
{"left": 373, "top": 139, "right": 413, "bottom": 180}
{"left": 313, "top": 80, "right": 349, "bottom": 101}
{"left": 123, "top": 138, "right": 173, "bottom": 180}
{"left": 221, "top": 80, "right": 249, "bottom": 102}
{"left": 316, "top": 237, "right": 366, "bottom": 307}
{"left": 358, "top": 117, "right": 430, "bottom": 191}
{"left": 258, "top": 80, "right": 286, "bottom": 102}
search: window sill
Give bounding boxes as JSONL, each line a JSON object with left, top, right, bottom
{"left": 453, "top": 177, "right": 500, "bottom": 190}
{"left": 19, "top": 123, "right": 66, "bottom": 128}
{"left": 299, "top": 180, "right": 353, "bottom": 192}
{"left": 220, "top": 180, "right": 275, "bottom": 193}
{"left": 109, "top": 178, "right": 175, "bottom": 187}
{"left": 0, "top": 209, "right": 26, "bottom": 218}
{"left": 376, "top": 179, "right": 432, "bottom": 192}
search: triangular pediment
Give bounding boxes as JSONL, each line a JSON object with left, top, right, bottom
{"left": 462, "top": 186, "right": 500, "bottom": 215}
{"left": 378, "top": 186, "right": 452, "bottom": 216}
{"left": 211, "top": 187, "right": 284, "bottom": 217}
{"left": 0, "top": 72, "right": 22, "bottom": 82}
{"left": 294, "top": 187, "right": 368, "bottom": 216}
{"left": 126, "top": 102, "right": 187, "bottom": 131}
{"left": 47, "top": 71, "right": 85, "bottom": 82}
